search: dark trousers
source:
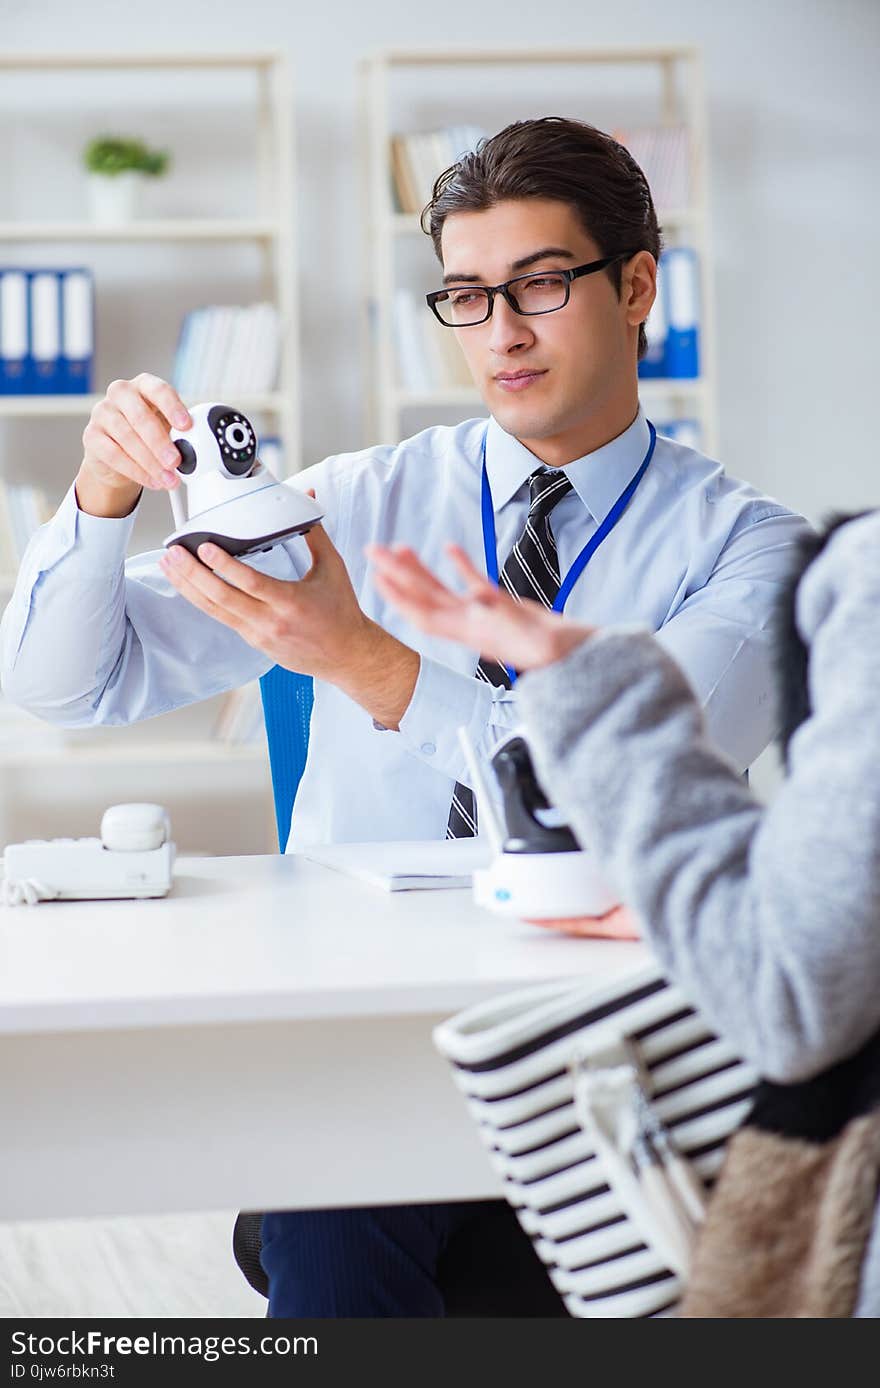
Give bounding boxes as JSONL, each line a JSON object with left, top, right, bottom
{"left": 260, "top": 1199, "right": 564, "bottom": 1318}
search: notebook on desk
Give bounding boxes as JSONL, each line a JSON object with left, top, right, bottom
{"left": 298, "top": 838, "right": 493, "bottom": 892}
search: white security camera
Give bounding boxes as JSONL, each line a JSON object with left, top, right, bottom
{"left": 163, "top": 402, "right": 322, "bottom": 558}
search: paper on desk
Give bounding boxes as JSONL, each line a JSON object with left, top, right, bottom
{"left": 298, "top": 838, "right": 493, "bottom": 891}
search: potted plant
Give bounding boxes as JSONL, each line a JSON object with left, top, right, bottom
{"left": 83, "top": 136, "right": 171, "bottom": 224}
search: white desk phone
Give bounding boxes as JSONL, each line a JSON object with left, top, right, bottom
{"left": 1, "top": 803, "right": 175, "bottom": 906}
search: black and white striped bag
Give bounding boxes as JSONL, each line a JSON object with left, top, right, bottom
{"left": 433, "top": 962, "right": 757, "bottom": 1318}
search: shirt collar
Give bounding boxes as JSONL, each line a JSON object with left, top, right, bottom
{"left": 484, "top": 406, "right": 652, "bottom": 522}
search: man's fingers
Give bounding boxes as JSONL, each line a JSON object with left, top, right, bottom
{"left": 133, "top": 372, "right": 192, "bottom": 430}
{"left": 445, "top": 543, "right": 496, "bottom": 598}
{"left": 372, "top": 570, "right": 446, "bottom": 626}
{"left": 84, "top": 431, "right": 157, "bottom": 493}
{"left": 302, "top": 523, "right": 335, "bottom": 570}
{"left": 195, "top": 543, "right": 278, "bottom": 600}
{"left": 374, "top": 540, "right": 497, "bottom": 612}
{"left": 160, "top": 544, "right": 261, "bottom": 625}
{"left": 104, "top": 412, "right": 179, "bottom": 490}
{"left": 106, "top": 382, "right": 183, "bottom": 483}
{"left": 158, "top": 559, "right": 243, "bottom": 630}
{"left": 369, "top": 544, "right": 459, "bottom": 605}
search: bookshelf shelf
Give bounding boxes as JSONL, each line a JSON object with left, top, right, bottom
{"left": 0, "top": 49, "right": 298, "bottom": 469}
{"left": 0, "top": 392, "right": 286, "bottom": 418}
{"left": 393, "top": 379, "right": 707, "bottom": 411}
{"left": 393, "top": 386, "right": 483, "bottom": 408}
{"left": 389, "top": 208, "right": 703, "bottom": 237}
{"left": 0, "top": 220, "right": 281, "bottom": 243}
{"left": 368, "top": 44, "right": 700, "bottom": 66}
{"left": 0, "top": 49, "right": 295, "bottom": 851}
{"left": 361, "top": 45, "right": 718, "bottom": 453}
{"left": 0, "top": 739, "right": 267, "bottom": 769}
{"left": 0, "top": 51, "right": 282, "bottom": 71}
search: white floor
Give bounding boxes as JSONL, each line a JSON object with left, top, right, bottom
{"left": 0, "top": 1212, "right": 267, "bottom": 1318}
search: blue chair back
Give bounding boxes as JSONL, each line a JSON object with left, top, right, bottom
{"left": 258, "top": 667, "right": 314, "bottom": 851}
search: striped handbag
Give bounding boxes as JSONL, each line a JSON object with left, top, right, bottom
{"left": 433, "top": 962, "right": 757, "bottom": 1318}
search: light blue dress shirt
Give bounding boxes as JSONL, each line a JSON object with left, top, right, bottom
{"left": 0, "top": 408, "right": 810, "bottom": 848}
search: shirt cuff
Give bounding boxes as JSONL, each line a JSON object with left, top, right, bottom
{"left": 70, "top": 481, "right": 140, "bottom": 566}
{"left": 396, "top": 653, "right": 507, "bottom": 780}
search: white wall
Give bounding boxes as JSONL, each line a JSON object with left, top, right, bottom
{"left": 1, "top": 0, "right": 877, "bottom": 835}
{"left": 4, "top": 0, "right": 878, "bottom": 514}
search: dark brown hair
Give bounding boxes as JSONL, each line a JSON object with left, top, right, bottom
{"left": 423, "top": 116, "right": 662, "bottom": 358}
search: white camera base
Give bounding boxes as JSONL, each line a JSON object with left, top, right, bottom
{"left": 164, "top": 478, "right": 321, "bottom": 559}
{"left": 473, "top": 850, "right": 619, "bottom": 920}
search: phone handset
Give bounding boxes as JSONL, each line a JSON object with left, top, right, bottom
{"left": 100, "top": 803, "right": 170, "bottom": 853}
{"left": 1, "top": 804, "right": 176, "bottom": 906}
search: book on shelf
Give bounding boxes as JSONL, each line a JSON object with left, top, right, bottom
{"left": 0, "top": 266, "right": 94, "bottom": 396}
{"left": 389, "top": 125, "right": 486, "bottom": 214}
{"left": 172, "top": 302, "right": 280, "bottom": 401}
{"left": 613, "top": 124, "right": 692, "bottom": 211}
{"left": 0, "top": 481, "right": 53, "bottom": 569}
{"left": 655, "top": 417, "right": 702, "bottom": 451}
{"left": 663, "top": 247, "right": 700, "bottom": 378}
{"left": 392, "top": 288, "right": 473, "bottom": 393}
{"left": 637, "top": 247, "right": 701, "bottom": 381}
{"left": 258, "top": 434, "right": 285, "bottom": 478}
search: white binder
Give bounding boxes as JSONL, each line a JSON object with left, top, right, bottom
{"left": 60, "top": 269, "right": 94, "bottom": 392}
{"left": 0, "top": 269, "right": 29, "bottom": 393}
{"left": 29, "top": 270, "right": 62, "bottom": 392}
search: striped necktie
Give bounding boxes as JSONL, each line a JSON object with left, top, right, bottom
{"left": 447, "top": 467, "right": 574, "bottom": 839}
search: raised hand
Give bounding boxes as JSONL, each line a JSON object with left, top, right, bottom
{"left": 367, "top": 541, "right": 594, "bottom": 673}
{"left": 77, "top": 373, "right": 192, "bottom": 518}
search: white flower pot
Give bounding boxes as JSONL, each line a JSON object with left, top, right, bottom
{"left": 87, "top": 171, "right": 142, "bottom": 225}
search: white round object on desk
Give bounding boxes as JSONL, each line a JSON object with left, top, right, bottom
{"left": 100, "top": 803, "right": 170, "bottom": 853}
{"left": 473, "top": 850, "right": 619, "bottom": 920}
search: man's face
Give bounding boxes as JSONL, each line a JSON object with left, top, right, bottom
{"left": 438, "top": 198, "right": 653, "bottom": 456}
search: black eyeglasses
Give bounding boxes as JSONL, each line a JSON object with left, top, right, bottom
{"left": 426, "top": 253, "right": 636, "bottom": 327}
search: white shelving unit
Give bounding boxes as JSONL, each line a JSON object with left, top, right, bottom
{"left": 0, "top": 51, "right": 294, "bottom": 834}
{"left": 360, "top": 45, "right": 718, "bottom": 454}
{"left": 0, "top": 49, "right": 298, "bottom": 467}
{"left": 0, "top": 221, "right": 280, "bottom": 242}
{"left": 0, "top": 392, "right": 286, "bottom": 418}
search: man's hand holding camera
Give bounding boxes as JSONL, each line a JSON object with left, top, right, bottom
{"left": 77, "top": 375, "right": 419, "bottom": 730}
{"left": 158, "top": 520, "right": 419, "bottom": 730}
{"left": 76, "top": 373, "right": 191, "bottom": 519}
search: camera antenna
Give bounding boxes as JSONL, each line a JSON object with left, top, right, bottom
{"left": 169, "top": 483, "right": 186, "bottom": 532}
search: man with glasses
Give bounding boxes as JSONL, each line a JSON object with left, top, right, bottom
{"left": 427, "top": 250, "right": 632, "bottom": 325}
{"left": 2, "top": 117, "right": 808, "bottom": 1317}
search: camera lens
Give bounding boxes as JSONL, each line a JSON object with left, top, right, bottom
{"left": 208, "top": 407, "right": 257, "bottom": 477}
{"left": 225, "top": 423, "right": 250, "bottom": 450}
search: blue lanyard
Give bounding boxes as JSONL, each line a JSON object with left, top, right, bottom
{"left": 481, "top": 420, "right": 657, "bottom": 682}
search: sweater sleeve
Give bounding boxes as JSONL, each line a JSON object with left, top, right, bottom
{"left": 516, "top": 512, "right": 880, "bottom": 1083}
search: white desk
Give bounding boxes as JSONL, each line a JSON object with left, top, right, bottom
{"left": 0, "top": 854, "right": 646, "bottom": 1221}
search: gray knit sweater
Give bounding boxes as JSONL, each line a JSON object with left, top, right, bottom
{"left": 517, "top": 510, "right": 880, "bottom": 1318}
